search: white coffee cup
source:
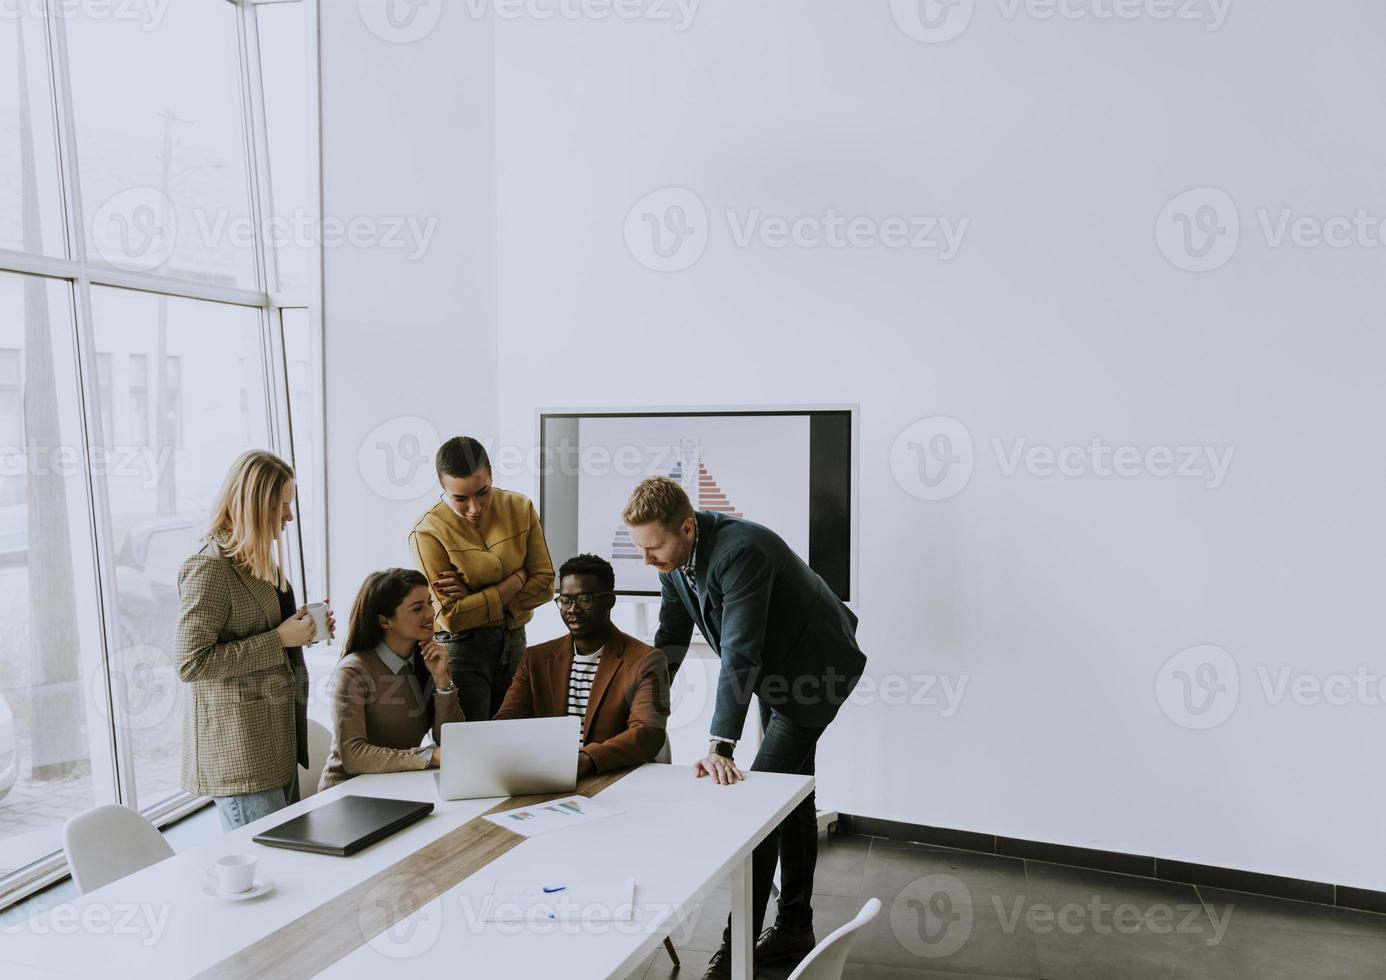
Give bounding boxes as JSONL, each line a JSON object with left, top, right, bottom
{"left": 209, "top": 854, "right": 257, "bottom": 894}
{"left": 305, "top": 602, "right": 330, "bottom": 644}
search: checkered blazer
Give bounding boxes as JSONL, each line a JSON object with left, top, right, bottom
{"left": 175, "top": 540, "right": 308, "bottom": 797}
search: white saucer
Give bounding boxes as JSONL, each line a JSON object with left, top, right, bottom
{"left": 202, "top": 877, "right": 275, "bottom": 901}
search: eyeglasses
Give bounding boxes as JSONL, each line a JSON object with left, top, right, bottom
{"left": 554, "top": 592, "right": 615, "bottom": 611}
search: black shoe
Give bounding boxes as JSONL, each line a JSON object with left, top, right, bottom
{"left": 702, "top": 941, "right": 733, "bottom": 978}
{"left": 754, "top": 923, "right": 816, "bottom": 966}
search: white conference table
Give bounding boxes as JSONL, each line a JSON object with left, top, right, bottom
{"left": 0, "top": 764, "right": 813, "bottom": 980}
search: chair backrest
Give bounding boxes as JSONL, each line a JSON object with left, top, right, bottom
{"left": 62, "top": 804, "right": 174, "bottom": 895}
{"left": 299, "top": 718, "right": 333, "bottom": 798}
{"left": 787, "top": 897, "right": 881, "bottom": 980}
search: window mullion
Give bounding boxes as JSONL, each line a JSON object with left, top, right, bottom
{"left": 43, "top": 0, "right": 134, "bottom": 810}
{"left": 237, "top": 0, "right": 279, "bottom": 300}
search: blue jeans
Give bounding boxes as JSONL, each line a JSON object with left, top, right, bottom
{"left": 438, "top": 625, "right": 526, "bottom": 722}
{"left": 723, "top": 699, "right": 824, "bottom": 942}
{"left": 213, "top": 775, "right": 300, "bottom": 832}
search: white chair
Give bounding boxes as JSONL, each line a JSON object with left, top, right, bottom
{"left": 62, "top": 804, "right": 174, "bottom": 895}
{"left": 786, "top": 897, "right": 881, "bottom": 980}
{"left": 299, "top": 718, "right": 332, "bottom": 798}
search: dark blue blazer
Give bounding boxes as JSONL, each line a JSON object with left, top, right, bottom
{"left": 653, "top": 511, "right": 866, "bottom": 741}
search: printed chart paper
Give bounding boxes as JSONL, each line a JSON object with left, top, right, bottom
{"left": 483, "top": 794, "right": 625, "bottom": 838}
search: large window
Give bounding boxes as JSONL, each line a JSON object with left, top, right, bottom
{"left": 0, "top": 0, "right": 322, "bottom": 908}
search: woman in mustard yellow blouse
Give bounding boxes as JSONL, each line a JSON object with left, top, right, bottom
{"left": 408, "top": 436, "right": 554, "bottom": 723}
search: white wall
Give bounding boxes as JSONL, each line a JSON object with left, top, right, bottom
{"left": 320, "top": 4, "right": 498, "bottom": 603}
{"left": 487, "top": 0, "right": 1386, "bottom": 890}
{"left": 319, "top": 1, "right": 1386, "bottom": 890}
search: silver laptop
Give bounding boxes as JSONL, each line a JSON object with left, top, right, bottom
{"left": 437, "top": 717, "right": 581, "bottom": 800}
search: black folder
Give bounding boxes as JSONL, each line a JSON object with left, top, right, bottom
{"left": 252, "top": 795, "right": 434, "bottom": 856}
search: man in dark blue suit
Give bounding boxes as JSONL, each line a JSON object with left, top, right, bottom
{"left": 624, "top": 477, "right": 866, "bottom": 978}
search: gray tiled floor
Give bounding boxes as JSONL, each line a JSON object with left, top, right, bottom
{"left": 626, "top": 833, "right": 1386, "bottom": 980}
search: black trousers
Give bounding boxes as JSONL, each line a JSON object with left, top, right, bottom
{"left": 438, "top": 625, "right": 526, "bottom": 722}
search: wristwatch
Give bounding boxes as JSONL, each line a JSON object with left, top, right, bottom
{"left": 709, "top": 740, "right": 736, "bottom": 760}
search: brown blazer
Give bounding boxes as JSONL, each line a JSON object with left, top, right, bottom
{"left": 175, "top": 540, "right": 308, "bottom": 797}
{"left": 318, "top": 649, "right": 464, "bottom": 791}
{"left": 494, "top": 627, "right": 670, "bottom": 773}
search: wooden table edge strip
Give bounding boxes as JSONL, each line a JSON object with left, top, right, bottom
{"left": 194, "top": 768, "right": 636, "bottom": 979}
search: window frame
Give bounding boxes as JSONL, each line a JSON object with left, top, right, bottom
{"left": 0, "top": 0, "right": 325, "bottom": 910}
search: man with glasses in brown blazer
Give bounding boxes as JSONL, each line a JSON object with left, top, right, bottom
{"left": 493, "top": 554, "right": 670, "bottom": 775}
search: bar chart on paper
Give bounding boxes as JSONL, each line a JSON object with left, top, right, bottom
{"left": 483, "top": 794, "right": 626, "bottom": 838}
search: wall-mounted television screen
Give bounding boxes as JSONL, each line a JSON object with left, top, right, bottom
{"left": 537, "top": 408, "right": 855, "bottom": 599}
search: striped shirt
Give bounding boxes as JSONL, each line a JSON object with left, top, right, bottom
{"left": 567, "top": 644, "right": 604, "bottom": 741}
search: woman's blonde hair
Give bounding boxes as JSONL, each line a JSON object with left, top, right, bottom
{"left": 206, "top": 450, "right": 295, "bottom": 586}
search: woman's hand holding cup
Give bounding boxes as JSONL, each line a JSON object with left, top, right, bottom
{"left": 276, "top": 607, "right": 316, "bottom": 648}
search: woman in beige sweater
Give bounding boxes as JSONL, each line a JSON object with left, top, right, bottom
{"left": 319, "top": 568, "right": 464, "bottom": 790}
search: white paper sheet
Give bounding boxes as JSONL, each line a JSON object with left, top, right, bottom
{"left": 482, "top": 794, "right": 625, "bottom": 837}
{"left": 480, "top": 878, "right": 637, "bottom": 922}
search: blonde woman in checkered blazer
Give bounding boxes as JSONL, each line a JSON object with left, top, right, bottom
{"left": 175, "top": 450, "right": 335, "bottom": 830}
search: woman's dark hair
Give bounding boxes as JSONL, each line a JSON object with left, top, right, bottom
{"left": 341, "top": 568, "right": 430, "bottom": 657}
{"left": 435, "top": 436, "right": 491, "bottom": 480}
{"left": 558, "top": 553, "right": 616, "bottom": 593}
